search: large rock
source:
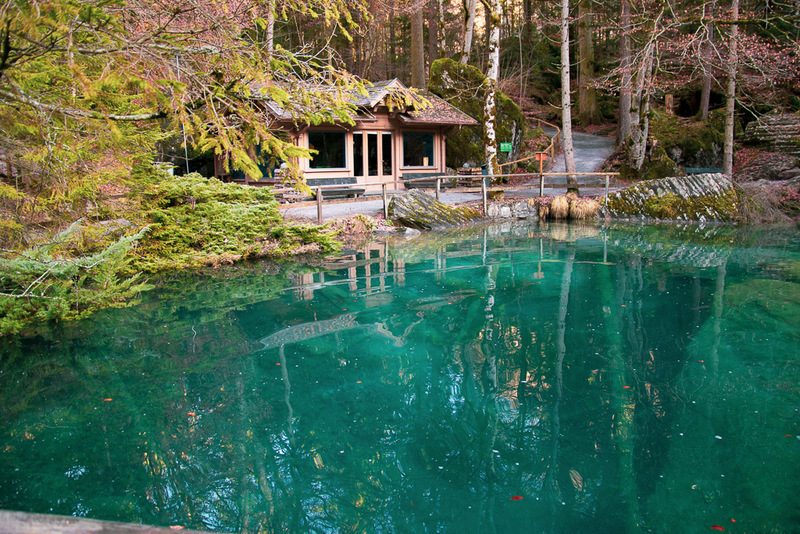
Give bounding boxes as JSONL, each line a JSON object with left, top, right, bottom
{"left": 605, "top": 173, "right": 740, "bottom": 221}
{"left": 741, "top": 112, "right": 800, "bottom": 156}
{"left": 388, "top": 189, "right": 482, "bottom": 229}
{"left": 428, "top": 58, "right": 526, "bottom": 169}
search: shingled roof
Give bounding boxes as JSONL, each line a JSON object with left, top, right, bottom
{"left": 258, "top": 78, "right": 477, "bottom": 127}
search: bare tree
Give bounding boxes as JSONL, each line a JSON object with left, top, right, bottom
{"left": 723, "top": 0, "right": 739, "bottom": 176}
{"left": 560, "top": 0, "right": 577, "bottom": 191}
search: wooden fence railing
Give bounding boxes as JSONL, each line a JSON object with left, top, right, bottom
{"left": 499, "top": 117, "right": 561, "bottom": 170}
{"left": 274, "top": 171, "right": 619, "bottom": 222}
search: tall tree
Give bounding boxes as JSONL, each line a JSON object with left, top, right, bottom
{"left": 482, "top": 0, "right": 501, "bottom": 175}
{"left": 723, "top": 0, "right": 739, "bottom": 175}
{"left": 460, "top": 0, "right": 478, "bottom": 64}
{"left": 617, "top": 0, "right": 633, "bottom": 145}
{"left": 560, "top": 0, "right": 577, "bottom": 191}
{"left": 578, "top": 0, "right": 601, "bottom": 126}
{"left": 411, "top": 2, "right": 426, "bottom": 87}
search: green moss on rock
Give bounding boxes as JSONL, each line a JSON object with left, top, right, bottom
{"left": 428, "top": 58, "right": 526, "bottom": 169}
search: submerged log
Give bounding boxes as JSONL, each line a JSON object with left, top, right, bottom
{"left": 388, "top": 189, "right": 482, "bottom": 229}
{"left": 0, "top": 510, "right": 215, "bottom": 534}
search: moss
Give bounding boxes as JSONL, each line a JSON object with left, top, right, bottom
{"left": 608, "top": 182, "right": 741, "bottom": 221}
{"left": 428, "top": 58, "right": 526, "bottom": 169}
{"left": 133, "top": 173, "right": 340, "bottom": 271}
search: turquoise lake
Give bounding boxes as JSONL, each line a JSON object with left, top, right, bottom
{"left": 1, "top": 221, "right": 799, "bottom": 533}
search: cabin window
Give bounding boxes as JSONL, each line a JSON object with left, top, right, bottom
{"left": 308, "top": 131, "right": 346, "bottom": 169}
{"left": 402, "top": 132, "right": 434, "bottom": 167}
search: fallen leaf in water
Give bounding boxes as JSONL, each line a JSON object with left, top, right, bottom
{"left": 510, "top": 495, "right": 523, "bottom": 501}
{"left": 710, "top": 526, "right": 725, "bottom": 531}
{"left": 103, "top": 398, "right": 112, "bottom": 402}
{"left": 569, "top": 469, "right": 584, "bottom": 491}
{"left": 623, "top": 385, "right": 631, "bottom": 389}
{"left": 187, "top": 412, "right": 196, "bottom": 416}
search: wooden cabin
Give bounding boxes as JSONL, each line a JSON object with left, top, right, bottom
{"left": 214, "top": 79, "right": 478, "bottom": 193}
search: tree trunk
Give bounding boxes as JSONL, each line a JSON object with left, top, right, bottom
{"left": 723, "top": 0, "right": 739, "bottom": 176}
{"left": 461, "top": 0, "right": 477, "bottom": 64}
{"left": 411, "top": 6, "right": 426, "bottom": 88}
{"left": 698, "top": 17, "right": 715, "bottom": 120}
{"left": 427, "top": 0, "right": 439, "bottom": 68}
{"left": 560, "top": 0, "right": 577, "bottom": 189}
{"left": 484, "top": 0, "right": 501, "bottom": 175}
{"left": 438, "top": 0, "right": 447, "bottom": 57}
{"left": 617, "top": 0, "right": 632, "bottom": 145}
{"left": 265, "top": 0, "right": 275, "bottom": 57}
{"left": 578, "top": 0, "right": 601, "bottom": 126}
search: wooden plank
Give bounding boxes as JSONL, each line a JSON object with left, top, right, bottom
{"left": 0, "top": 510, "right": 218, "bottom": 534}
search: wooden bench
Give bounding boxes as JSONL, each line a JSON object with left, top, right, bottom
{"left": 402, "top": 172, "right": 453, "bottom": 189}
{"left": 306, "top": 177, "right": 365, "bottom": 199}
{"left": 686, "top": 167, "right": 723, "bottom": 175}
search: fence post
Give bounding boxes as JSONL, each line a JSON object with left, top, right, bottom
{"left": 482, "top": 175, "right": 488, "bottom": 215}
{"left": 539, "top": 173, "right": 544, "bottom": 197}
{"left": 436, "top": 178, "right": 441, "bottom": 201}
{"left": 316, "top": 187, "right": 323, "bottom": 223}
{"left": 604, "top": 174, "right": 609, "bottom": 206}
{"left": 382, "top": 183, "right": 389, "bottom": 219}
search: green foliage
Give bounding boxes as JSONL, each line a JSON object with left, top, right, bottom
{"left": 133, "top": 174, "right": 340, "bottom": 271}
{"left": 0, "top": 223, "right": 152, "bottom": 336}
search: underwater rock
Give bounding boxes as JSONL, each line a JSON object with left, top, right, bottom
{"left": 605, "top": 173, "right": 740, "bottom": 221}
{"left": 388, "top": 189, "right": 482, "bottom": 229}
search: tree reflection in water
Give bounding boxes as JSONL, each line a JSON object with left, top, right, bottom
{"left": 1, "top": 223, "right": 800, "bottom": 533}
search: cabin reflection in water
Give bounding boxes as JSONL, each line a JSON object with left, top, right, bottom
{"left": 289, "top": 242, "right": 405, "bottom": 301}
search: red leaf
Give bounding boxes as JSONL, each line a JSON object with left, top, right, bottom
{"left": 510, "top": 495, "right": 523, "bottom": 501}
{"left": 710, "top": 526, "right": 725, "bottom": 531}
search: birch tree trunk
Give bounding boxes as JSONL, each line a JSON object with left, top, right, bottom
{"left": 723, "top": 0, "right": 739, "bottom": 176}
{"left": 560, "top": 0, "right": 578, "bottom": 190}
{"left": 265, "top": 0, "right": 275, "bottom": 57}
{"left": 484, "top": 0, "right": 501, "bottom": 175}
{"left": 411, "top": 6, "right": 426, "bottom": 88}
{"left": 617, "top": 0, "right": 632, "bottom": 145}
{"left": 461, "top": 0, "right": 478, "bottom": 65}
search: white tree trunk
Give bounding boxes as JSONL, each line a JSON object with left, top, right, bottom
{"left": 461, "top": 0, "right": 477, "bottom": 64}
{"left": 560, "top": 0, "right": 577, "bottom": 190}
{"left": 265, "top": 0, "right": 275, "bottom": 57}
{"left": 484, "top": 0, "right": 501, "bottom": 175}
{"left": 723, "top": 0, "right": 739, "bottom": 176}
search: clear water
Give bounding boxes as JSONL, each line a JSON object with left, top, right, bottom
{"left": 1, "top": 222, "right": 800, "bottom": 533}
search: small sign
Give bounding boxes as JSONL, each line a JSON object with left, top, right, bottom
{"left": 500, "top": 142, "right": 512, "bottom": 152}
{"left": 534, "top": 153, "right": 548, "bottom": 161}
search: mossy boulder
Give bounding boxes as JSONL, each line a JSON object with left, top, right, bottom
{"left": 606, "top": 173, "right": 741, "bottom": 221}
{"left": 650, "top": 109, "right": 729, "bottom": 168}
{"left": 388, "top": 189, "right": 482, "bottom": 229}
{"left": 428, "top": 58, "right": 526, "bottom": 170}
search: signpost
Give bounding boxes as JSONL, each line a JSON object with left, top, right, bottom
{"left": 535, "top": 153, "right": 547, "bottom": 196}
